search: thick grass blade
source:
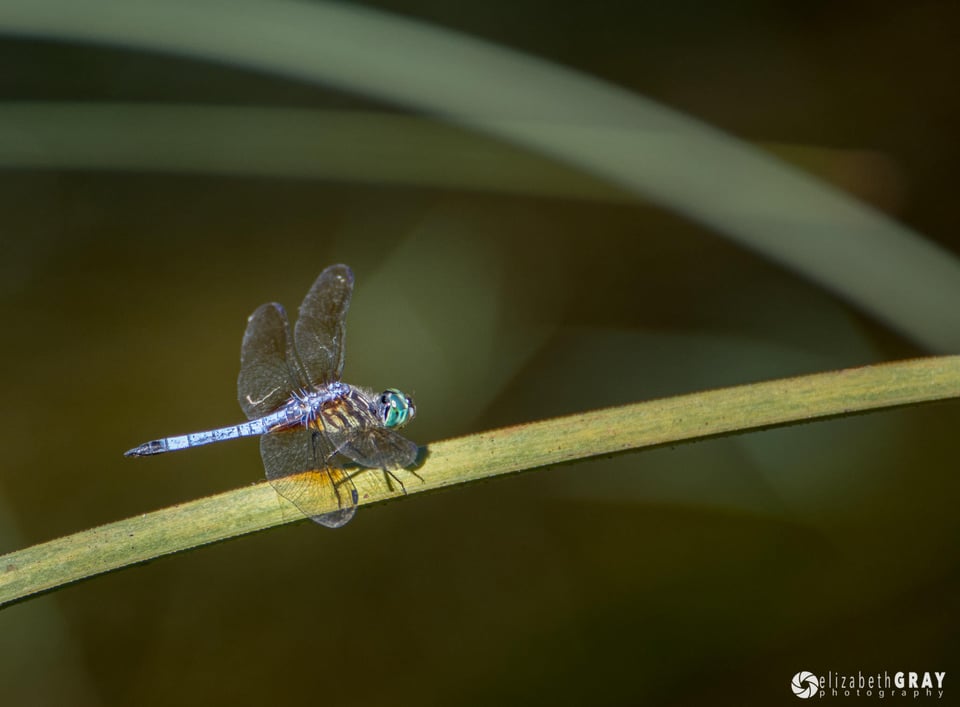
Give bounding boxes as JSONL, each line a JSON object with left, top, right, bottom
{"left": 2, "top": 356, "right": 959, "bottom": 608}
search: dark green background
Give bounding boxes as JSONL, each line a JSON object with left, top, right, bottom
{"left": 1, "top": 1, "right": 957, "bottom": 705}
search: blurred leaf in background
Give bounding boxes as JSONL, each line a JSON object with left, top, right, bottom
{"left": 0, "top": 1, "right": 957, "bottom": 705}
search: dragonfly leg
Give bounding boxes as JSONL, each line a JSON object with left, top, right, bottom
{"left": 401, "top": 466, "right": 424, "bottom": 484}
{"left": 381, "top": 466, "right": 424, "bottom": 494}
{"left": 329, "top": 468, "right": 359, "bottom": 508}
{"left": 382, "top": 468, "right": 406, "bottom": 494}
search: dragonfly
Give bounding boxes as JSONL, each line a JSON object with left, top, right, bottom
{"left": 125, "top": 264, "right": 418, "bottom": 528}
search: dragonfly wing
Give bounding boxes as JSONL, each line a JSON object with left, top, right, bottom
{"left": 238, "top": 303, "right": 304, "bottom": 420}
{"left": 294, "top": 264, "right": 353, "bottom": 386}
{"left": 338, "top": 426, "right": 420, "bottom": 471}
{"left": 315, "top": 388, "right": 419, "bottom": 470}
{"left": 261, "top": 428, "right": 358, "bottom": 528}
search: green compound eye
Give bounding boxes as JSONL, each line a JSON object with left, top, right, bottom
{"left": 379, "top": 388, "right": 415, "bottom": 428}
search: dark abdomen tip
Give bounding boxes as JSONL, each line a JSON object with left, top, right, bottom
{"left": 124, "top": 440, "right": 167, "bottom": 457}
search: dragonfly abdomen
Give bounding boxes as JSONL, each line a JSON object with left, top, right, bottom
{"left": 125, "top": 414, "right": 285, "bottom": 457}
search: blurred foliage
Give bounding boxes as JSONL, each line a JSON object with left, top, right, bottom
{"left": 0, "top": 1, "right": 958, "bottom": 706}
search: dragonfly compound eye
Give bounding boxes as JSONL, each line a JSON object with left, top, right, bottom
{"left": 380, "top": 388, "right": 415, "bottom": 428}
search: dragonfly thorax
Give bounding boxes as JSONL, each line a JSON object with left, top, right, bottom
{"left": 283, "top": 384, "right": 414, "bottom": 432}
{"left": 287, "top": 382, "right": 349, "bottom": 423}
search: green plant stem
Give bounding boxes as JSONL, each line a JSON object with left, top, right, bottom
{"left": 2, "top": 355, "right": 959, "bottom": 608}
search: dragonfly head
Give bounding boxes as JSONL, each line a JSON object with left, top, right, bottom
{"left": 377, "top": 388, "right": 416, "bottom": 428}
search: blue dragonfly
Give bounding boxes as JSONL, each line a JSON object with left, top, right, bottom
{"left": 125, "top": 264, "right": 418, "bottom": 527}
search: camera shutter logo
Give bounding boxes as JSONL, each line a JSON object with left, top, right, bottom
{"left": 792, "top": 671, "right": 819, "bottom": 699}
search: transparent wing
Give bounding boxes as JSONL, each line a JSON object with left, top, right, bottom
{"left": 238, "top": 303, "right": 305, "bottom": 420}
{"left": 339, "top": 427, "right": 419, "bottom": 470}
{"left": 320, "top": 390, "right": 420, "bottom": 470}
{"left": 294, "top": 264, "right": 353, "bottom": 386}
{"left": 316, "top": 388, "right": 419, "bottom": 471}
{"left": 260, "top": 428, "right": 358, "bottom": 528}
